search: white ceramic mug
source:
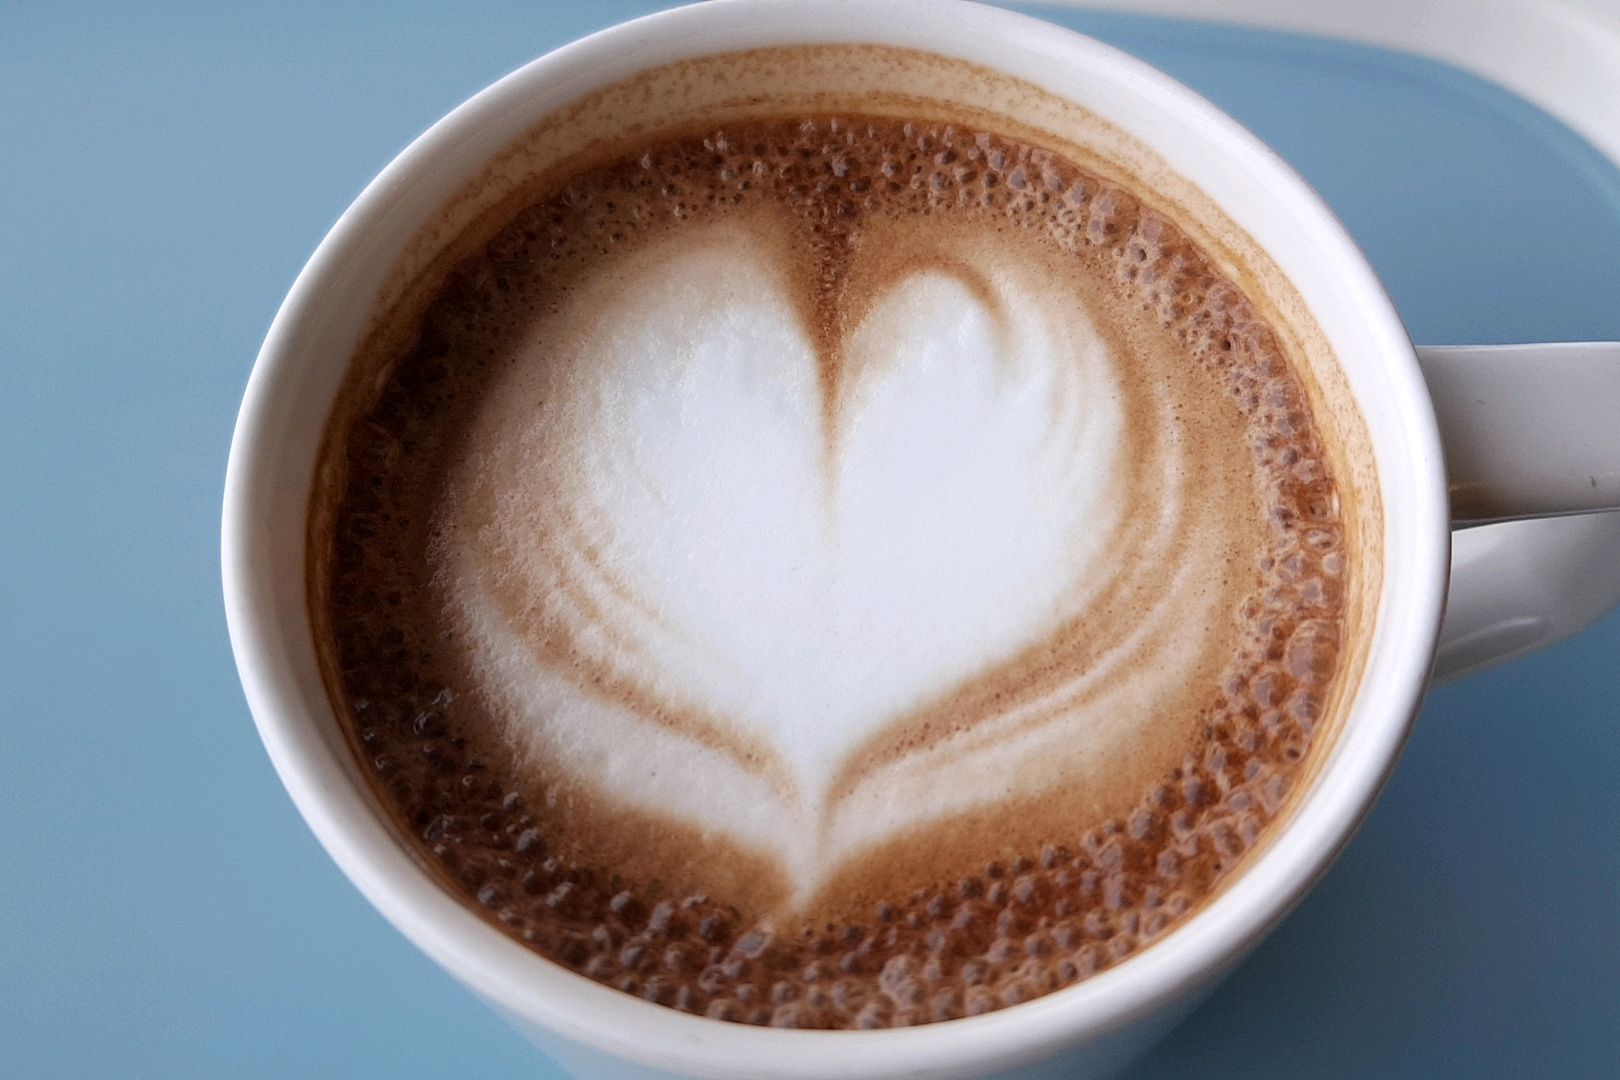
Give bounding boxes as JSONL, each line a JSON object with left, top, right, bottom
{"left": 222, "top": 2, "right": 1620, "bottom": 1076}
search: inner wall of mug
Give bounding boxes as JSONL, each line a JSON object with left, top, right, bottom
{"left": 311, "top": 42, "right": 1384, "bottom": 913}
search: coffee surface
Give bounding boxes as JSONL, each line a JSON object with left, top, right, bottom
{"left": 314, "top": 115, "right": 1350, "bottom": 1028}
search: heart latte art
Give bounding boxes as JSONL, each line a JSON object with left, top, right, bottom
{"left": 316, "top": 113, "right": 1353, "bottom": 1028}
{"left": 440, "top": 216, "right": 1249, "bottom": 904}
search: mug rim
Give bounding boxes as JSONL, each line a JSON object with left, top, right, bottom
{"left": 222, "top": 1, "right": 1450, "bottom": 1076}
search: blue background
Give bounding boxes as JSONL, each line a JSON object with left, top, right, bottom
{"left": 4, "top": 2, "right": 1617, "bottom": 1077}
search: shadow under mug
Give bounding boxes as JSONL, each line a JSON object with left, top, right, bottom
{"left": 222, "top": 2, "right": 1620, "bottom": 1077}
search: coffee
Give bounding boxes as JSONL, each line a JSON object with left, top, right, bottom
{"left": 311, "top": 50, "right": 1362, "bottom": 1030}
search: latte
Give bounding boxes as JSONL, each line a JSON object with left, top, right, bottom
{"left": 311, "top": 49, "right": 1368, "bottom": 1030}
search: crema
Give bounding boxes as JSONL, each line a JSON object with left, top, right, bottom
{"left": 312, "top": 107, "right": 1355, "bottom": 1029}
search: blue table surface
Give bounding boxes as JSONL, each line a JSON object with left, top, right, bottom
{"left": 4, "top": 2, "right": 1617, "bottom": 1077}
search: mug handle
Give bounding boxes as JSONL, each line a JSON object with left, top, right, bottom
{"left": 1416, "top": 343, "right": 1620, "bottom": 681}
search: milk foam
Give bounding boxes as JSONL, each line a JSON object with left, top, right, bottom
{"left": 318, "top": 108, "right": 1355, "bottom": 1027}
{"left": 434, "top": 214, "right": 1242, "bottom": 903}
